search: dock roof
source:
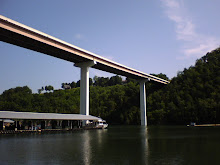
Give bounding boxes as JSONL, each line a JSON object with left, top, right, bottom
{"left": 0, "top": 111, "right": 100, "bottom": 121}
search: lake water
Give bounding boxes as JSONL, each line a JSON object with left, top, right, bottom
{"left": 1, "top": 126, "right": 220, "bottom": 165}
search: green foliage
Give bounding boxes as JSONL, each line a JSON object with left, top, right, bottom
{"left": 0, "top": 82, "right": 140, "bottom": 124}
{"left": 0, "top": 86, "right": 33, "bottom": 112}
{"left": 93, "top": 75, "right": 122, "bottom": 87}
{"left": 45, "top": 85, "right": 54, "bottom": 92}
{"left": 89, "top": 81, "right": 140, "bottom": 124}
{"left": 147, "top": 47, "right": 220, "bottom": 124}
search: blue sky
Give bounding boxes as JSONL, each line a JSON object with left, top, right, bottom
{"left": 0, "top": 0, "right": 220, "bottom": 94}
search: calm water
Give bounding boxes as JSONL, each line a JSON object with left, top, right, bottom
{"left": 1, "top": 126, "right": 220, "bottom": 165}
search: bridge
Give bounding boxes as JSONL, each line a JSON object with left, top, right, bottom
{"left": 0, "top": 15, "right": 169, "bottom": 126}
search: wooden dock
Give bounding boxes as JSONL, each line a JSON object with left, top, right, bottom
{"left": 187, "top": 124, "right": 220, "bottom": 127}
{"left": 194, "top": 124, "right": 220, "bottom": 127}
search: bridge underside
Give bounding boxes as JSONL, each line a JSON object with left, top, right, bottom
{"left": 0, "top": 15, "right": 169, "bottom": 126}
{"left": 0, "top": 28, "right": 140, "bottom": 80}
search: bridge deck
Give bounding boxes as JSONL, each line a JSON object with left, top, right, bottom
{"left": 0, "top": 15, "right": 169, "bottom": 84}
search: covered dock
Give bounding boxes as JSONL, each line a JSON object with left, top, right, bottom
{"left": 0, "top": 111, "right": 101, "bottom": 133}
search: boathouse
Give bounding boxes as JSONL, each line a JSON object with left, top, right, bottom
{"left": 0, "top": 111, "right": 100, "bottom": 131}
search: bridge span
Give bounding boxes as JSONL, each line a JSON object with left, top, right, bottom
{"left": 0, "top": 15, "right": 169, "bottom": 126}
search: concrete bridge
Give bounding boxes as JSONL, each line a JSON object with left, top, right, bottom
{"left": 0, "top": 15, "right": 169, "bottom": 126}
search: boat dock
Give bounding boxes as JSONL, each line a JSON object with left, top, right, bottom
{"left": 187, "top": 123, "right": 220, "bottom": 127}
{"left": 0, "top": 111, "right": 107, "bottom": 134}
{"left": 194, "top": 124, "right": 220, "bottom": 127}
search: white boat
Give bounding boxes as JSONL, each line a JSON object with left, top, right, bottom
{"left": 96, "top": 119, "right": 108, "bottom": 129}
{"left": 187, "top": 122, "right": 196, "bottom": 127}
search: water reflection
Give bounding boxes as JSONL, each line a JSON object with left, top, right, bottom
{"left": 1, "top": 126, "right": 220, "bottom": 165}
{"left": 97, "top": 128, "right": 108, "bottom": 145}
{"left": 90, "top": 126, "right": 150, "bottom": 164}
{"left": 140, "top": 126, "right": 149, "bottom": 164}
{"left": 81, "top": 129, "right": 109, "bottom": 165}
{"left": 82, "top": 131, "right": 91, "bottom": 165}
{"left": 1, "top": 127, "right": 148, "bottom": 164}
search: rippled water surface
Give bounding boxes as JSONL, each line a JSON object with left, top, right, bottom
{"left": 1, "top": 126, "right": 220, "bottom": 165}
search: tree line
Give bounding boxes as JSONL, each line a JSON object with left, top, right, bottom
{"left": 0, "top": 47, "right": 219, "bottom": 125}
{"left": 61, "top": 75, "right": 124, "bottom": 90}
{"left": 38, "top": 85, "right": 54, "bottom": 94}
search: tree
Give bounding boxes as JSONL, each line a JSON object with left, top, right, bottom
{"left": 38, "top": 86, "right": 45, "bottom": 94}
{"left": 38, "top": 89, "right": 42, "bottom": 94}
{"left": 45, "top": 85, "right": 54, "bottom": 92}
{"left": 108, "top": 75, "right": 122, "bottom": 86}
{"left": 93, "top": 77, "right": 109, "bottom": 87}
{"left": 89, "top": 78, "right": 93, "bottom": 86}
{"left": 70, "top": 81, "right": 76, "bottom": 88}
{"left": 76, "top": 80, "right": 80, "bottom": 87}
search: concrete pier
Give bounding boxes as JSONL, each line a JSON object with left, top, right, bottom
{"left": 74, "top": 61, "right": 96, "bottom": 125}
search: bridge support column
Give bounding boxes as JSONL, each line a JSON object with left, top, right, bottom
{"left": 140, "top": 80, "right": 147, "bottom": 126}
{"left": 74, "top": 61, "right": 96, "bottom": 126}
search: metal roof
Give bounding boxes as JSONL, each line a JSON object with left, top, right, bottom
{"left": 0, "top": 119, "right": 15, "bottom": 123}
{"left": 0, "top": 111, "right": 100, "bottom": 121}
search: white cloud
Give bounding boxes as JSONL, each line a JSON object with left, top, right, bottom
{"left": 183, "top": 37, "right": 219, "bottom": 58}
{"left": 163, "top": 0, "right": 195, "bottom": 41}
{"left": 164, "top": 0, "right": 180, "bottom": 8}
{"left": 161, "top": 0, "right": 220, "bottom": 59}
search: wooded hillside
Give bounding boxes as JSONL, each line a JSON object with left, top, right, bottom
{"left": 1, "top": 48, "right": 219, "bottom": 125}
{"left": 147, "top": 48, "right": 220, "bottom": 124}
